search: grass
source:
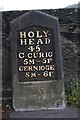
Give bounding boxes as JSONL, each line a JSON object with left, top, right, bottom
{"left": 65, "top": 76, "right": 80, "bottom": 107}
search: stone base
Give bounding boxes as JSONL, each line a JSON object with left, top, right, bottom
{"left": 13, "top": 80, "right": 66, "bottom": 111}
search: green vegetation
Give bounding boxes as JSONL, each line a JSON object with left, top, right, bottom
{"left": 65, "top": 76, "right": 80, "bottom": 107}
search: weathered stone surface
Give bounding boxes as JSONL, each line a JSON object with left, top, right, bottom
{"left": 10, "top": 11, "right": 65, "bottom": 111}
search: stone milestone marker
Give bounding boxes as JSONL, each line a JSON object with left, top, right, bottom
{"left": 10, "top": 11, "right": 65, "bottom": 111}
